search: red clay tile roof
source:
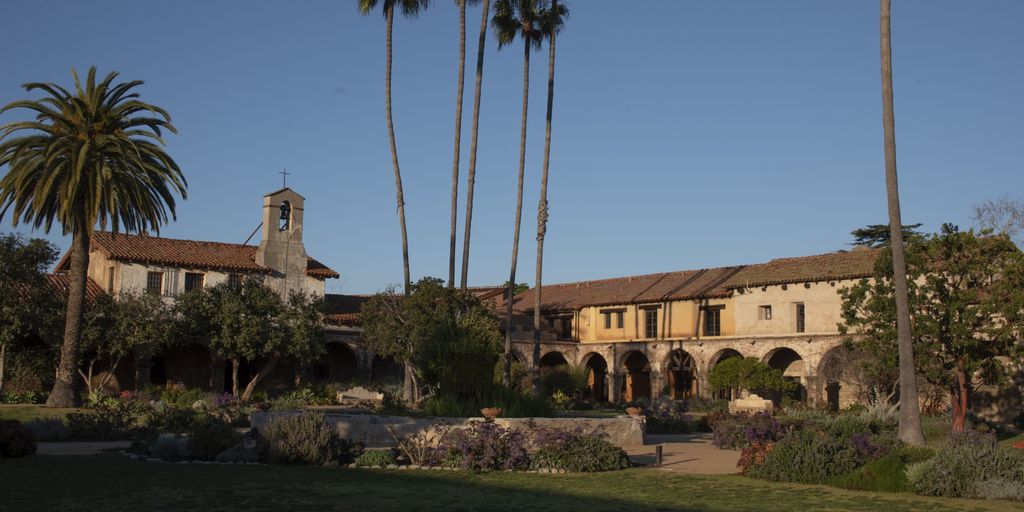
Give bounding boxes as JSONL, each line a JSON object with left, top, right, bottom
{"left": 305, "top": 258, "right": 340, "bottom": 279}
{"left": 46, "top": 274, "right": 106, "bottom": 301}
{"left": 507, "top": 249, "right": 879, "bottom": 313}
{"left": 323, "top": 294, "right": 370, "bottom": 326}
{"left": 508, "top": 266, "right": 744, "bottom": 313}
{"left": 723, "top": 249, "right": 879, "bottom": 289}
{"left": 55, "top": 232, "right": 338, "bottom": 280}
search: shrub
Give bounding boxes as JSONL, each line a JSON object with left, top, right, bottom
{"left": 645, "top": 400, "right": 696, "bottom": 434}
{"left": 355, "top": 449, "right": 398, "bottom": 468}
{"left": 0, "top": 390, "right": 48, "bottom": 404}
{"left": 150, "top": 434, "right": 189, "bottom": 461}
{"left": 143, "top": 405, "right": 199, "bottom": 434}
{"left": 0, "top": 420, "right": 36, "bottom": 458}
{"left": 829, "top": 452, "right": 912, "bottom": 493}
{"left": 260, "top": 411, "right": 362, "bottom": 465}
{"left": 388, "top": 423, "right": 453, "bottom": 466}
{"left": 24, "top": 418, "right": 70, "bottom": 442}
{"left": 435, "top": 421, "right": 530, "bottom": 471}
{"left": 532, "top": 435, "right": 631, "bottom": 472}
{"left": 66, "top": 403, "right": 134, "bottom": 441}
{"left": 423, "top": 385, "right": 553, "bottom": 418}
{"left": 747, "top": 429, "right": 865, "bottom": 484}
{"left": 907, "top": 431, "right": 1023, "bottom": 500}
{"left": 737, "top": 442, "right": 774, "bottom": 475}
{"left": 712, "top": 412, "right": 786, "bottom": 449}
{"left": 188, "top": 416, "right": 241, "bottom": 460}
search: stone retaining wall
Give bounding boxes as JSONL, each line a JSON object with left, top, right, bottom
{"left": 250, "top": 412, "right": 645, "bottom": 448}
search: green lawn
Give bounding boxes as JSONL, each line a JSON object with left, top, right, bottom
{"left": 0, "top": 405, "right": 81, "bottom": 423}
{"left": 0, "top": 455, "right": 1018, "bottom": 512}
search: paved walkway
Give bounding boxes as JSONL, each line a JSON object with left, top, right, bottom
{"left": 36, "top": 441, "right": 132, "bottom": 455}
{"left": 623, "top": 433, "right": 740, "bottom": 475}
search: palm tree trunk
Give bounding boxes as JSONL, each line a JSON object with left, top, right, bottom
{"left": 46, "top": 229, "right": 89, "bottom": 408}
{"left": 460, "top": 0, "right": 491, "bottom": 290}
{"left": 384, "top": 5, "right": 415, "bottom": 402}
{"left": 532, "top": 0, "right": 558, "bottom": 397}
{"left": 880, "top": 0, "right": 925, "bottom": 445}
{"left": 448, "top": 0, "right": 468, "bottom": 289}
{"left": 384, "top": 5, "right": 412, "bottom": 296}
{"left": 504, "top": 41, "right": 531, "bottom": 388}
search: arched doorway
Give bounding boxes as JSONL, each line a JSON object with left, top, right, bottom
{"left": 313, "top": 343, "right": 359, "bottom": 383}
{"left": 765, "top": 348, "right": 806, "bottom": 403}
{"left": 581, "top": 352, "right": 608, "bottom": 402}
{"left": 621, "top": 351, "right": 651, "bottom": 402}
{"left": 539, "top": 351, "right": 571, "bottom": 396}
{"left": 665, "top": 349, "right": 697, "bottom": 400}
{"left": 708, "top": 348, "right": 742, "bottom": 399}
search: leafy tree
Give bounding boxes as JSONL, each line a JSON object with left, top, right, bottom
{"left": 840, "top": 225, "right": 1024, "bottom": 432}
{"left": 0, "top": 234, "right": 61, "bottom": 394}
{"left": 360, "top": 277, "right": 501, "bottom": 401}
{"left": 78, "top": 291, "right": 173, "bottom": 394}
{"left": 492, "top": 0, "right": 552, "bottom": 389}
{"left": 851, "top": 223, "right": 923, "bottom": 248}
{"left": 174, "top": 278, "right": 325, "bottom": 401}
{"left": 530, "top": 0, "right": 568, "bottom": 395}
{"left": 708, "top": 357, "right": 794, "bottom": 400}
{"left": 878, "top": 0, "right": 925, "bottom": 445}
{"left": 460, "top": 0, "right": 492, "bottom": 290}
{"left": 0, "top": 68, "right": 187, "bottom": 407}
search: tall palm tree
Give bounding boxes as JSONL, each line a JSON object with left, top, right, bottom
{"left": 531, "top": 0, "right": 567, "bottom": 396}
{"left": 492, "top": 0, "right": 547, "bottom": 387}
{"left": 0, "top": 67, "right": 187, "bottom": 407}
{"left": 358, "top": 0, "right": 429, "bottom": 402}
{"left": 448, "top": 1, "right": 483, "bottom": 289}
{"left": 459, "top": 0, "right": 490, "bottom": 291}
{"left": 880, "top": 0, "right": 925, "bottom": 445}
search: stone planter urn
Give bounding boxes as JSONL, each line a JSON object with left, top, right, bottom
{"left": 625, "top": 407, "right": 643, "bottom": 416}
{"left": 481, "top": 407, "right": 502, "bottom": 420}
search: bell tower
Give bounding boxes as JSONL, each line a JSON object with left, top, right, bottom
{"left": 255, "top": 187, "right": 308, "bottom": 296}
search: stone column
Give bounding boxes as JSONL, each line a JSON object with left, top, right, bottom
{"left": 609, "top": 372, "right": 623, "bottom": 403}
{"left": 650, "top": 370, "right": 664, "bottom": 399}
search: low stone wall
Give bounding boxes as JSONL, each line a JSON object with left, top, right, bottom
{"left": 250, "top": 412, "right": 645, "bottom": 448}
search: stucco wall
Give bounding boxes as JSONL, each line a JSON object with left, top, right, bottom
{"left": 732, "top": 279, "right": 857, "bottom": 336}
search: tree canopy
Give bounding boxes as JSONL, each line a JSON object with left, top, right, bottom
{"left": 839, "top": 224, "right": 1024, "bottom": 431}
{"left": 707, "top": 357, "right": 794, "bottom": 399}
{"left": 173, "top": 277, "right": 326, "bottom": 400}
{"left": 360, "top": 277, "right": 501, "bottom": 399}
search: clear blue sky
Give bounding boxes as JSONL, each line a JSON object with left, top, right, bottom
{"left": 1, "top": 1, "right": 1022, "bottom": 294}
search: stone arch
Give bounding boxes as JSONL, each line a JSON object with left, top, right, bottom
{"left": 621, "top": 350, "right": 651, "bottom": 402}
{"left": 706, "top": 348, "right": 743, "bottom": 399}
{"left": 763, "top": 347, "right": 806, "bottom": 403}
{"left": 581, "top": 352, "right": 609, "bottom": 402}
{"left": 313, "top": 342, "right": 359, "bottom": 383}
{"left": 539, "top": 351, "right": 569, "bottom": 371}
{"left": 818, "top": 346, "right": 855, "bottom": 411}
{"left": 664, "top": 349, "right": 698, "bottom": 400}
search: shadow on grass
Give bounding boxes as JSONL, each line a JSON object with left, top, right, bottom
{"left": 0, "top": 455, "right": 1013, "bottom": 512}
